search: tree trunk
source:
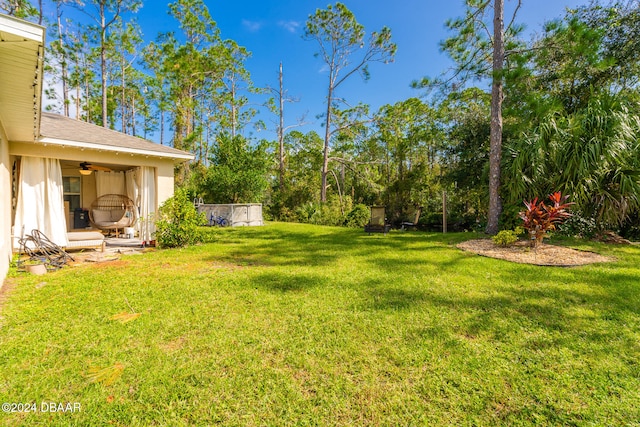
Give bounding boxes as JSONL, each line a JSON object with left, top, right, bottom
{"left": 160, "top": 109, "right": 164, "bottom": 145}
{"left": 56, "top": 6, "right": 69, "bottom": 117}
{"left": 278, "top": 62, "right": 285, "bottom": 191}
{"left": 486, "top": 0, "right": 504, "bottom": 235}
{"left": 121, "top": 55, "right": 126, "bottom": 133}
{"left": 131, "top": 95, "right": 136, "bottom": 136}
{"left": 100, "top": 3, "right": 108, "bottom": 128}
{"left": 231, "top": 81, "right": 237, "bottom": 138}
{"left": 85, "top": 71, "right": 91, "bottom": 122}
{"left": 76, "top": 85, "right": 80, "bottom": 120}
{"left": 321, "top": 83, "right": 333, "bottom": 203}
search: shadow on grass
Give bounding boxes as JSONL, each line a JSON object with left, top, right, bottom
{"left": 203, "top": 225, "right": 472, "bottom": 273}
{"left": 366, "top": 286, "right": 430, "bottom": 311}
{"left": 204, "top": 224, "right": 640, "bottom": 347}
{"left": 250, "top": 271, "right": 327, "bottom": 293}
{"left": 398, "top": 257, "right": 640, "bottom": 354}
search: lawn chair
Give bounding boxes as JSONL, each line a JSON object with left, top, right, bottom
{"left": 400, "top": 206, "right": 422, "bottom": 231}
{"left": 364, "top": 206, "right": 391, "bottom": 235}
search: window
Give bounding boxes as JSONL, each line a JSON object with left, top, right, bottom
{"left": 63, "top": 176, "right": 81, "bottom": 211}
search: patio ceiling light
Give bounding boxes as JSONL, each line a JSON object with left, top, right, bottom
{"left": 79, "top": 167, "right": 92, "bottom": 176}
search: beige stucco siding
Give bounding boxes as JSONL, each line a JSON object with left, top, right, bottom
{"left": 0, "top": 126, "right": 10, "bottom": 284}
{"left": 156, "top": 163, "right": 175, "bottom": 206}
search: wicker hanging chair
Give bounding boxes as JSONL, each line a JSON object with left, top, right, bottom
{"left": 89, "top": 194, "right": 137, "bottom": 237}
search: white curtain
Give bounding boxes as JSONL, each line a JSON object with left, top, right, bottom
{"left": 13, "top": 157, "right": 68, "bottom": 247}
{"left": 95, "top": 170, "right": 126, "bottom": 197}
{"left": 136, "top": 167, "right": 156, "bottom": 243}
{"left": 125, "top": 169, "right": 139, "bottom": 207}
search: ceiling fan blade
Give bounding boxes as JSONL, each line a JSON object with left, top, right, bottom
{"left": 89, "top": 165, "right": 112, "bottom": 172}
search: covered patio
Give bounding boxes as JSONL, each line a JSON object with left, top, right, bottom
{"left": 10, "top": 112, "right": 193, "bottom": 252}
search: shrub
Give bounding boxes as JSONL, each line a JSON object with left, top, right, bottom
{"left": 155, "top": 189, "right": 206, "bottom": 248}
{"left": 309, "top": 202, "right": 343, "bottom": 226}
{"left": 296, "top": 196, "right": 352, "bottom": 227}
{"left": 500, "top": 203, "right": 523, "bottom": 231}
{"left": 295, "top": 203, "right": 318, "bottom": 223}
{"left": 492, "top": 226, "right": 524, "bottom": 246}
{"left": 344, "top": 204, "right": 370, "bottom": 228}
{"left": 619, "top": 212, "right": 640, "bottom": 242}
{"left": 492, "top": 229, "right": 519, "bottom": 247}
{"left": 558, "top": 212, "right": 598, "bottom": 239}
{"left": 418, "top": 211, "right": 443, "bottom": 231}
{"left": 520, "top": 191, "right": 573, "bottom": 246}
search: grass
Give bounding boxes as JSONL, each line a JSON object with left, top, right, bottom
{"left": 1, "top": 222, "right": 639, "bottom": 426}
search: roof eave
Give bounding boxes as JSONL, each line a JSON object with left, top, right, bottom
{"left": 37, "top": 136, "right": 195, "bottom": 162}
{"left": 0, "top": 14, "right": 45, "bottom": 42}
{"left": 0, "top": 14, "right": 45, "bottom": 142}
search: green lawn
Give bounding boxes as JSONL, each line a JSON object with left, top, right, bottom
{"left": 1, "top": 222, "right": 639, "bottom": 426}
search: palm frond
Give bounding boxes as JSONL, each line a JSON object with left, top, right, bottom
{"left": 86, "top": 363, "right": 124, "bottom": 386}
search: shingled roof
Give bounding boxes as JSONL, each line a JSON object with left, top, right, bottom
{"left": 38, "top": 112, "right": 193, "bottom": 160}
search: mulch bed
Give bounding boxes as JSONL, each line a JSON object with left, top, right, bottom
{"left": 457, "top": 239, "right": 613, "bottom": 267}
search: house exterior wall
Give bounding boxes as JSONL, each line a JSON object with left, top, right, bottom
{"left": 0, "top": 126, "right": 11, "bottom": 284}
{"left": 156, "top": 162, "right": 175, "bottom": 206}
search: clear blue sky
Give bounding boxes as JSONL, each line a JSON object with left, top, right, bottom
{"left": 45, "top": 0, "right": 589, "bottom": 143}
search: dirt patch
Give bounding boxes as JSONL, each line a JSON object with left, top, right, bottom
{"left": 159, "top": 336, "right": 187, "bottom": 353}
{"left": 68, "top": 255, "right": 124, "bottom": 266}
{"left": 457, "top": 239, "right": 613, "bottom": 267}
{"left": 0, "top": 278, "right": 19, "bottom": 316}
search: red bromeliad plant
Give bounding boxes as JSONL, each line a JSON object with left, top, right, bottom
{"left": 519, "top": 192, "right": 574, "bottom": 247}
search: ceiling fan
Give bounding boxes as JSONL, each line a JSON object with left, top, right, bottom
{"left": 79, "top": 162, "right": 112, "bottom": 175}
